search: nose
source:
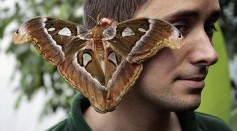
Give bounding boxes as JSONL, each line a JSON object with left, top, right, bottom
{"left": 187, "top": 29, "right": 218, "bottom": 67}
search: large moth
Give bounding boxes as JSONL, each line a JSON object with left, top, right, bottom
{"left": 12, "top": 16, "right": 184, "bottom": 113}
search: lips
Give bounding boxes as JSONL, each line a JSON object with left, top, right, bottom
{"left": 182, "top": 76, "right": 206, "bottom": 81}
{"left": 175, "top": 66, "right": 208, "bottom": 89}
{"left": 176, "top": 75, "right": 207, "bottom": 89}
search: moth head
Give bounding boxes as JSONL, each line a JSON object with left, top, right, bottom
{"left": 99, "top": 18, "right": 114, "bottom": 28}
{"left": 89, "top": 17, "right": 115, "bottom": 39}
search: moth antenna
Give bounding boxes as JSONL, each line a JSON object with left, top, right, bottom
{"left": 96, "top": 13, "right": 102, "bottom": 25}
{"left": 87, "top": 15, "right": 97, "bottom": 26}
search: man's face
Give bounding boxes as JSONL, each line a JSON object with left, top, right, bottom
{"left": 132, "top": 0, "right": 220, "bottom": 111}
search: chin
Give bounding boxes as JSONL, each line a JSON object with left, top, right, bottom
{"left": 184, "top": 102, "right": 201, "bottom": 111}
{"left": 162, "top": 92, "right": 201, "bottom": 112}
{"left": 175, "top": 96, "right": 202, "bottom": 112}
{"left": 171, "top": 102, "right": 200, "bottom": 112}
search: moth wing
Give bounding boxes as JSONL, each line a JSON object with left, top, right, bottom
{"left": 103, "top": 41, "right": 143, "bottom": 111}
{"left": 12, "top": 17, "right": 88, "bottom": 64}
{"left": 106, "top": 18, "right": 184, "bottom": 64}
{"left": 105, "top": 60, "right": 143, "bottom": 111}
{"left": 58, "top": 41, "right": 109, "bottom": 113}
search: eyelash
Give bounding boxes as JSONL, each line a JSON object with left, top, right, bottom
{"left": 204, "top": 24, "right": 217, "bottom": 37}
{"left": 173, "top": 23, "right": 189, "bottom": 35}
{"left": 173, "top": 22, "right": 217, "bottom": 38}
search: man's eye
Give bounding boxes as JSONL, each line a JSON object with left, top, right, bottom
{"left": 204, "top": 24, "right": 217, "bottom": 36}
{"left": 173, "top": 24, "right": 188, "bottom": 35}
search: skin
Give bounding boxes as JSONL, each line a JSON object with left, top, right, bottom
{"left": 84, "top": 0, "right": 221, "bottom": 130}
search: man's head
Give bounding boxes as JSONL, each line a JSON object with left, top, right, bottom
{"left": 84, "top": 0, "right": 221, "bottom": 112}
{"left": 84, "top": 0, "right": 146, "bottom": 27}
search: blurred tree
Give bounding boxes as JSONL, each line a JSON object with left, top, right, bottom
{"left": 219, "top": 1, "right": 237, "bottom": 130}
{"left": 0, "top": 0, "right": 84, "bottom": 117}
{"left": 219, "top": 0, "right": 237, "bottom": 57}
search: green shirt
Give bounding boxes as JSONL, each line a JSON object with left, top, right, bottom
{"left": 47, "top": 93, "right": 232, "bottom": 131}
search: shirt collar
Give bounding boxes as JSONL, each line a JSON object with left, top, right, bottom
{"left": 68, "top": 93, "right": 198, "bottom": 131}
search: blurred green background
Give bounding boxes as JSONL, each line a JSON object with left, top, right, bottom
{"left": 0, "top": 0, "right": 237, "bottom": 130}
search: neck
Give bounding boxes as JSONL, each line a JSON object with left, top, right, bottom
{"left": 83, "top": 92, "right": 181, "bottom": 131}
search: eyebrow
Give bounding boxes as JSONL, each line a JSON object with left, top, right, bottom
{"left": 164, "top": 9, "right": 221, "bottom": 22}
{"left": 208, "top": 10, "right": 221, "bottom": 21}
{"left": 163, "top": 10, "right": 199, "bottom": 21}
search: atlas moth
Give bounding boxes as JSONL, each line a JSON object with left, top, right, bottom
{"left": 12, "top": 15, "right": 184, "bottom": 113}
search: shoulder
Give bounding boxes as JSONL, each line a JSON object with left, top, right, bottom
{"left": 195, "top": 112, "right": 232, "bottom": 131}
{"left": 46, "top": 94, "right": 92, "bottom": 131}
{"left": 46, "top": 119, "right": 68, "bottom": 131}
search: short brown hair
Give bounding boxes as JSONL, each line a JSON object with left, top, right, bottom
{"left": 83, "top": 0, "right": 147, "bottom": 27}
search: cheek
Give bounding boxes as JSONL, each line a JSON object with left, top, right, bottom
{"left": 136, "top": 48, "right": 178, "bottom": 87}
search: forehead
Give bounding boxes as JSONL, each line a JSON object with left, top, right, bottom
{"left": 134, "top": 0, "right": 220, "bottom": 20}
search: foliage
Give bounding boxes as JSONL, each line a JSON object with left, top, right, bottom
{"left": 219, "top": 0, "right": 237, "bottom": 58}
{"left": 0, "top": 0, "right": 84, "bottom": 117}
{"left": 219, "top": 0, "right": 237, "bottom": 130}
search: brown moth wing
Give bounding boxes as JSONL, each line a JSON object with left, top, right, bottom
{"left": 12, "top": 17, "right": 88, "bottom": 64}
{"left": 103, "top": 42, "right": 143, "bottom": 111}
{"left": 105, "top": 60, "right": 143, "bottom": 111}
{"left": 107, "top": 18, "right": 184, "bottom": 64}
{"left": 104, "top": 44, "right": 121, "bottom": 85}
{"left": 58, "top": 42, "right": 108, "bottom": 112}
